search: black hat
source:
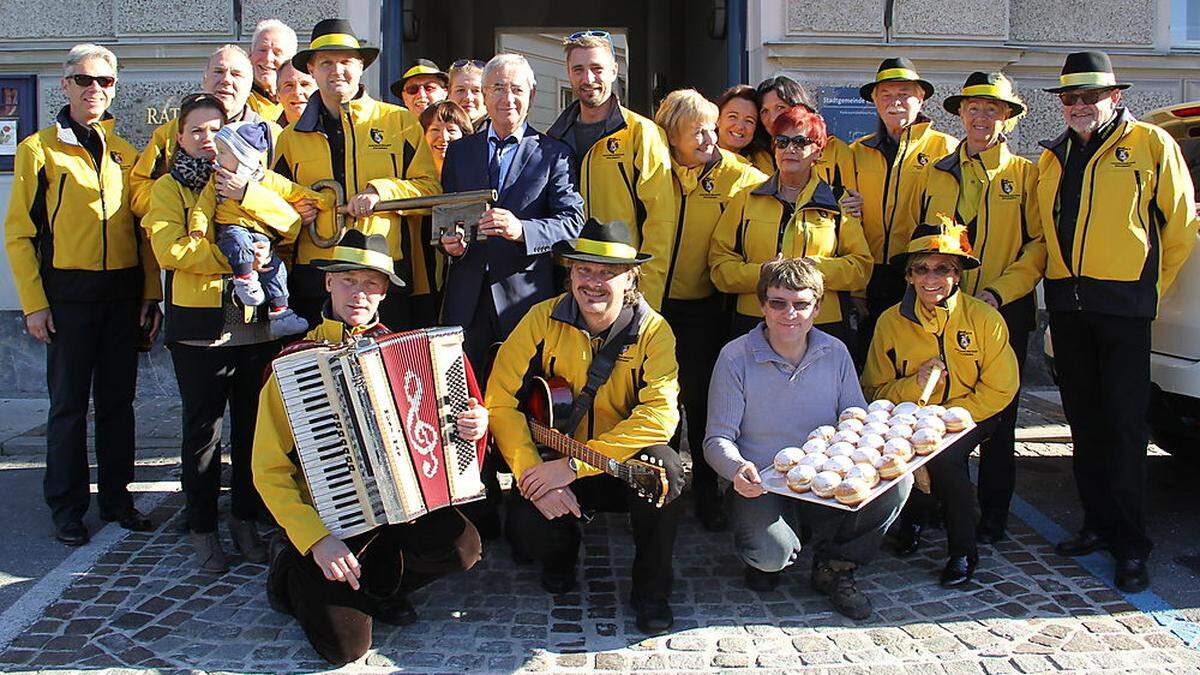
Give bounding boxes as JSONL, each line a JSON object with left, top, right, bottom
{"left": 390, "top": 59, "right": 450, "bottom": 100}
{"left": 553, "top": 218, "right": 652, "bottom": 265}
{"left": 890, "top": 214, "right": 981, "bottom": 270}
{"left": 310, "top": 230, "right": 405, "bottom": 287}
{"left": 1044, "top": 51, "right": 1131, "bottom": 94}
{"left": 292, "top": 19, "right": 380, "bottom": 73}
{"left": 859, "top": 57, "right": 935, "bottom": 102}
{"left": 943, "top": 71, "right": 1026, "bottom": 117}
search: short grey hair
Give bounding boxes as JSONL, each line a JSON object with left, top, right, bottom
{"left": 483, "top": 53, "right": 536, "bottom": 90}
{"left": 210, "top": 44, "right": 252, "bottom": 68}
{"left": 251, "top": 19, "right": 298, "bottom": 56}
{"left": 64, "top": 44, "right": 117, "bottom": 77}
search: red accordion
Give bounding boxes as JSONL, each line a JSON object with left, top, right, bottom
{"left": 272, "top": 327, "right": 487, "bottom": 539}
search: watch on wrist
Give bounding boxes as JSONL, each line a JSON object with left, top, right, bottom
{"left": 567, "top": 457, "right": 580, "bottom": 474}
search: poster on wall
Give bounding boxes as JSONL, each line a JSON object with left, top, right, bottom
{"left": 817, "top": 87, "right": 878, "bottom": 143}
{"left": 0, "top": 118, "right": 16, "bottom": 156}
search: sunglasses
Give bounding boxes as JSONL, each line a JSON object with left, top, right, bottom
{"left": 910, "top": 263, "right": 956, "bottom": 277}
{"left": 773, "top": 134, "right": 816, "bottom": 150}
{"left": 568, "top": 29, "right": 612, "bottom": 40}
{"left": 450, "top": 59, "right": 486, "bottom": 70}
{"left": 68, "top": 74, "right": 116, "bottom": 88}
{"left": 1058, "top": 89, "right": 1114, "bottom": 106}
{"left": 404, "top": 82, "right": 444, "bottom": 96}
{"left": 764, "top": 298, "right": 813, "bottom": 313}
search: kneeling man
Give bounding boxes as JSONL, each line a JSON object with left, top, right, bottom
{"left": 252, "top": 231, "right": 487, "bottom": 665}
{"left": 704, "top": 258, "right": 911, "bottom": 620}
{"left": 485, "top": 218, "right": 685, "bottom": 635}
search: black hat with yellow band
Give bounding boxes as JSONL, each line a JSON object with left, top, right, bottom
{"left": 292, "top": 18, "right": 380, "bottom": 73}
{"left": 943, "top": 71, "right": 1026, "bottom": 117}
{"left": 553, "top": 218, "right": 652, "bottom": 265}
{"left": 389, "top": 59, "right": 450, "bottom": 100}
{"left": 859, "top": 57, "right": 935, "bottom": 102}
{"left": 310, "top": 230, "right": 405, "bottom": 287}
{"left": 1043, "top": 51, "right": 1131, "bottom": 94}
{"left": 891, "top": 214, "right": 981, "bottom": 270}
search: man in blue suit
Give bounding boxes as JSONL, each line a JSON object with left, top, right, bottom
{"left": 440, "top": 52, "right": 584, "bottom": 368}
{"left": 440, "top": 53, "right": 584, "bottom": 538}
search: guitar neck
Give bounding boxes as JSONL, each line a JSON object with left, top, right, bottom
{"left": 528, "top": 420, "right": 630, "bottom": 481}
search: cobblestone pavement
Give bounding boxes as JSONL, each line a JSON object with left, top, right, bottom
{"left": 0, "top": 393, "right": 1198, "bottom": 673}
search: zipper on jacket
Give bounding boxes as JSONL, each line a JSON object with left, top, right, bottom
{"left": 1133, "top": 170, "right": 1147, "bottom": 232}
{"left": 881, "top": 127, "right": 910, "bottom": 263}
{"left": 936, "top": 331, "right": 951, "bottom": 405}
{"left": 88, "top": 131, "right": 110, "bottom": 270}
{"left": 662, "top": 190, "right": 687, "bottom": 299}
{"left": 344, "top": 111, "right": 360, "bottom": 193}
{"left": 616, "top": 163, "right": 638, "bottom": 240}
{"left": 971, "top": 180, "right": 992, "bottom": 295}
{"left": 1073, "top": 155, "right": 1102, "bottom": 282}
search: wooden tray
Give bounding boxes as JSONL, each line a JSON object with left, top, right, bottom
{"left": 760, "top": 422, "right": 980, "bottom": 511}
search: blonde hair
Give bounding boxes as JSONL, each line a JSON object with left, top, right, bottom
{"left": 562, "top": 34, "right": 614, "bottom": 62}
{"left": 654, "top": 89, "right": 718, "bottom": 140}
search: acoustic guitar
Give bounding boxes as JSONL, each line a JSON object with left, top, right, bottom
{"left": 521, "top": 375, "right": 670, "bottom": 508}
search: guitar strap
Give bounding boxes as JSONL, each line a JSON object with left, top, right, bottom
{"left": 561, "top": 300, "right": 645, "bottom": 436}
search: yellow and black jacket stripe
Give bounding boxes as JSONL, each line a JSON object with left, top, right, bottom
{"left": 913, "top": 142, "right": 1046, "bottom": 322}
{"left": 547, "top": 100, "right": 675, "bottom": 309}
{"left": 273, "top": 90, "right": 440, "bottom": 299}
{"left": 485, "top": 293, "right": 680, "bottom": 480}
{"left": 709, "top": 172, "right": 871, "bottom": 324}
{"left": 1036, "top": 109, "right": 1198, "bottom": 317}
{"left": 664, "top": 148, "right": 767, "bottom": 301}
{"left": 862, "top": 288, "right": 1019, "bottom": 422}
{"left": 851, "top": 118, "right": 958, "bottom": 267}
{"left": 5, "top": 109, "right": 160, "bottom": 315}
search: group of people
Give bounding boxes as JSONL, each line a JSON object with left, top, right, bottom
{"left": 4, "top": 13, "right": 1197, "bottom": 665}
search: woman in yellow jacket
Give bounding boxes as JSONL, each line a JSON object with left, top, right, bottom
{"left": 714, "top": 85, "right": 773, "bottom": 174}
{"left": 911, "top": 72, "right": 1045, "bottom": 543}
{"left": 653, "top": 89, "right": 766, "bottom": 531}
{"left": 862, "top": 218, "right": 1019, "bottom": 587}
{"left": 143, "top": 94, "right": 319, "bottom": 574}
{"left": 710, "top": 105, "right": 871, "bottom": 348}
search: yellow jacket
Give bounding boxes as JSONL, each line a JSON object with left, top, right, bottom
{"left": 485, "top": 294, "right": 680, "bottom": 480}
{"left": 4, "top": 110, "right": 160, "bottom": 315}
{"left": 664, "top": 148, "right": 767, "bottom": 301}
{"left": 129, "top": 110, "right": 282, "bottom": 218}
{"left": 273, "top": 92, "right": 441, "bottom": 273}
{"left": 914, "top": 142, "right": 1046, "bottom": 306}
{"left": 709, "top": 172, "right": 872, "bottom": 324}
{"left": 862, "top": 289, "right": 1018, "bottom": 422}
{"left": 401, "top": 212, "right": 442, "bottom": 297}
{"left": 1036, "top": 109, "right": 1198, "bottom": 317}
{"left": 738, "top": 147, "right": 775, "bottom": 176}
{"left": 253, "top": 316, "right": 394, "bottom": 553}
{"left": 851, "top": 119, "right": 958, "bottom": 266}
{"left": 248, "top": 86, "right": 284, "bottom": 125}
{"left": 187, "top": 169, "right": 326, "bottom": 242}
{"left": 547, "top": 101, "right": 675, "bottom": 309}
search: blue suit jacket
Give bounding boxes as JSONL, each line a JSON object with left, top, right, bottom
{"left": 440, "top": 124, "right": 584, "bottom": 338}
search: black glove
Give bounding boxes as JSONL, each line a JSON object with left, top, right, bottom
{"left": 632, "top": 444, "right": 686, "bottom": 507}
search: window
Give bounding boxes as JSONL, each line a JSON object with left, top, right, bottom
{"left": 1172, "top": 0, "right": 1200, "bottom": 45}
{"left": 0, "top": 75, "right": 36, "bottom": 172}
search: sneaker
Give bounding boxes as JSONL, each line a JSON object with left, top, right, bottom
{"left": 268, "top": 308, "right": 309, "bottom": 338}
{"left": 229, "top": 516, "right": 268, "bottom": 563}
{"left": 811, "top": 560, "right": 871, "bottom": 620}
{"left": 232, "top": 272, "right": 265, "bottom": 306}
{"left": 188, "top": 531, "right": 229, "bottom": 574}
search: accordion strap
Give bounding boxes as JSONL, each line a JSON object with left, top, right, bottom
{"left": 562, "top": 302, "right": 644, "bottom": 437}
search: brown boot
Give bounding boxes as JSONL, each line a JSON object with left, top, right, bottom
{"left": 811, "top": 559, "right": 871, "bottom": 620}
{"left": 188, "top": 531, "right": 229, "bottom": 573}
{"left": 229, "top": 517, "right": 268, "bottom": 563}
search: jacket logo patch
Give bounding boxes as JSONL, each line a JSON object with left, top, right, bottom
{"left": 956, "top": 330, "right": 973, "bottom": 351}
{"left": 916, "top": 153, "right": 929, "bottom": 166}
{"left": 606, "top": 137, "right": 620, "bottom": 154}
{"left": 701, "top": 177, "right": 715, "bottom": 193}
{"left": 370, "top": 128, "right": 384, "bottom": 144}
{"left": 1115, "top": 147, "right": 1130, "bottom": 162}
{"left": 109, "top": 151, "right": 123, "bottom": 164}
{"left": 1000, "top": 178, "right": 1014, "bottom": 195}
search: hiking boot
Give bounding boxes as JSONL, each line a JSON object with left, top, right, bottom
{"left": 811, "top": 560, "right": 871, "bottom": 620}
{"left": 229, "top": 516, "right": 268, "bottom": 563}
{"left": 188, "top": 531, "right": 229, "bottom": 574}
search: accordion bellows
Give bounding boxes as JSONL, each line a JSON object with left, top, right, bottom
{"left": 273, "top": 327, "right": 487, "bottom": 539}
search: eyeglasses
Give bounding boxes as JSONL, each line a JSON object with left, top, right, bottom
{"left": 488, "top": 83, "right": 529, "bottom": 98}
{"left": 1058, "top": 89, "right": 1114, "bottom": 106}
{"left": 773, "top": 134, "right": 816, "bottom": 151}
{"left": 910, "top": 263, "right": 956, "bottom": 277}
{"left": 405, "top": 81, "right": 445, "bottom": 96}
{"left": 764, "top": 297, "right": 813, "bottom": 313}
{"left": 68, "top": 74, "right": 116, "bottom": 88}
{"left": 450, "top": 59, "right": 486, "bottom": 70}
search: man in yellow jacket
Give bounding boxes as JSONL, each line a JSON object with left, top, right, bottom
{"left": 851, "top": 58, "right": 958, "bottom": 343}
{"left": 253, "top": 231, "right": 486, "bottom": 665}
{"left": 246, "top": 19, "right": 297, "bottom": 123}
{"left": 485, "top": 219, "right": 684, "bottom": 635}
{"left": 4, "top": 44, "right": 160, "bottom": 545}
{"left": 1037, "top": 52, "right": 1198, "bottom": 593}
{"left": 274, "top": 19, "right": 441, "bottom": 327}
{"left": 129, "top": 44, "right": 281, "bottom": 218}
{"left": 546, "top": 31, "right": 675, "bottom": 309}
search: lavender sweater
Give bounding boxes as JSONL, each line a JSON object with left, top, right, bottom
{"left": 703, "top": 324, "right": 867, "bottom": 481}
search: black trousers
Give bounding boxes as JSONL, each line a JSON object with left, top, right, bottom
{"left": 662, "top": 295, "right": 727, "bottom": 508}
{"left": 268, "top": 508, "right": 480, "bottom": 665}
{"left": 169, "top": 341, "right": 278, "bottom": 532}
{"left": 505, "top": 445, "right": 684, "bottom": 603}
{"left": 977, "top": 313, "right": 1031, "bottom": 532}
{"left": 44, "top": 299, "right": 140, "bottom": 526}
{"left": 1048, "top": 310, "right": 1153, "bottom": 560}
{"left": 859, "top": 263, "right": 908, "bottom": 362}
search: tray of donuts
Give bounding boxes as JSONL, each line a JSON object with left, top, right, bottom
{"left": 759, "top": 399, "right": 977, "bottom": 511}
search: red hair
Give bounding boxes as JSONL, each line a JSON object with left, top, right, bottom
{"left": 770, "top": 105, "right": 827, "bottom": 150}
